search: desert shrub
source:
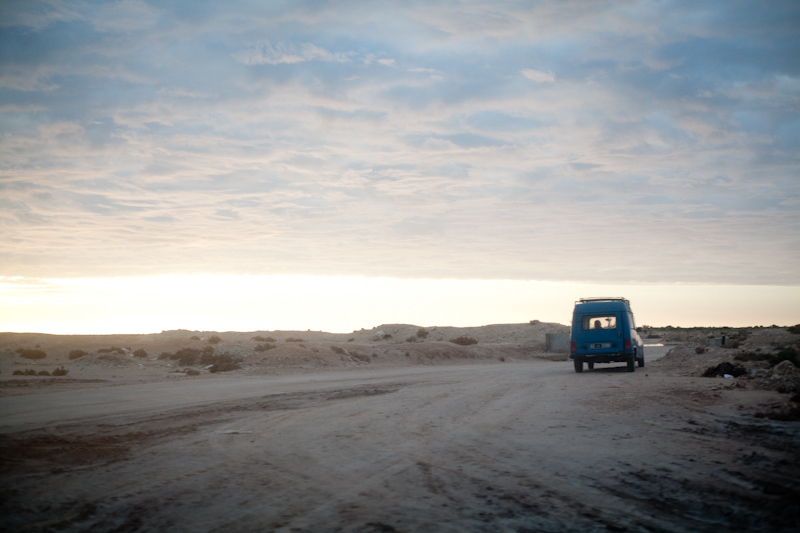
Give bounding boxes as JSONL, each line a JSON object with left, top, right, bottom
{"left": 38, "top": 370, "right": 51, "bottom": 376}
{"left": 133, "top": 349, "right": 148, "bottom": 358}
{"left": 406, "top": 336, "right": 417, "bottom": 343}
{"left": 184, "top": 368, "right": 201, "bottom": 376}
{"left": 198, "top": 346, "right": 215, "bottom": 364}
{"left": 69, "top": 349, "right": 88, "bottom": 359}
{"left": 736, "top": 347, "right": 800, "bottom": 367}
{"left": 450, "top": 336, "right": 478, "bottom": 346}
{"left": 252, "top": 336, "right": 276, "bottom": 342}
{"left": 173, "top": 348, "right": 201, "bottom": 366}
{"left": 207, "top": 353, "right": 241, "bottom": 373}
{"left": 159, "top": 348, "right": 203, "bottom": 365}
{"left": 788, "top": 324, "right": 800, "bottom": 334}
{"left": 52, "top": 366, "right": 69, "bottom": 376}
{"left": 416, "top": 328, "right": 429, "bottom": 339}
{"left": 330, "top": 346, "right": 346, "bottom": 355}
{"left": 254, "top": 343, "right": 276, "bottom": 352}
{"left": 199, "top": 349, "right": 214, "bottom": 366}
{"left": 178, "top": 352, "right": 199, "bottom": 366}
{"left": 12, "top": 370, "right": 24, "bottom": 375}
{"left": 735, "top": 351, "right": 768, "bottom": 362}
{"left": 347, "top": 338, "right": 354, "bottom": 342}
{"left": 97, "top": 346, "right": 123, "bottom": 354}
{"left": 350, "top": 352, "right": 371, "bottom": 363}
{"left": 285, "top": 337, "right": 304, "bottom": 343}
{"left": 190, "top": 335, "right": 201, "bottom": 340}
{"left": 695, "top": 347, "right": 705, "bottom": 354}
{"left": 208, "top": 335, "right": 222, "bottom": 345}
{"left": 769, "top": 347, "right": 800, "bottom": 367}
{"left": 25, "top": 369, "right": 37, "bottom": 375}
{"left": 16, "top": 348, "right": 47, "bottom": 360}
{"left": 210, "top": 361, "right": 240, "bottom": 373}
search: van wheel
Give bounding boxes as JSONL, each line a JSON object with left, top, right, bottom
{"left": 638, "top": 354, "right": 645, "bottom": 368}
{"left": 574, "top": 359, "right": 584, "bottom": 373}
{"left": 587, "top": 362, "right": 594, "bottom": 370}
{"left": 626, "top": 356, "right": 635, "bottom": 372}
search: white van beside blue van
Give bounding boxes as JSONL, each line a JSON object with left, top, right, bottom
{"left": 569, "top": 297, "right": 644, "bottom": 373}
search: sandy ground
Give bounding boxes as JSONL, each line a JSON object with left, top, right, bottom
{"left": 1, "top": 324, "right": 799, "bottom": 532}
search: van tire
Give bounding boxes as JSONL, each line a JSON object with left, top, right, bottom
{"left": 574, "top": 359, "right": 584, "bottom": 373}
{"left": 587, "top": 362, "right": 594, "bottom": 370}
{"left": 626, "top": 356, "right": 635, "bottom": 372}
{"left": 638, "top": 354, "right": 645, "bottom": 367}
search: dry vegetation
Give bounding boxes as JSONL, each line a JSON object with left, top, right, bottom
{"left": 1, "top": 323, "right": 798, "bottom": 381}
{"left": 0, "top": 322, "right": 572, "bottom": 386}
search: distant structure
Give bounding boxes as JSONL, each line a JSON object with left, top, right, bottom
{"left": 546, "top": 333, "right": 570, "bottom": 353}
{"left": 707, "top": 335, "right": 727, "bottom": 347}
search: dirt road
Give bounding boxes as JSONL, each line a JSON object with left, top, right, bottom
{"left": 1, "top": 346, "right": 798, "bottom": 532}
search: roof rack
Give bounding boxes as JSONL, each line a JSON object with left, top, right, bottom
{"left": 578, "top": 297, "right": 629, "bottom": 303}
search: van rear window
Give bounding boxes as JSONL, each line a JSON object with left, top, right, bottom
{"left": 582, "top": 315, "right": 617, "bottom": 330}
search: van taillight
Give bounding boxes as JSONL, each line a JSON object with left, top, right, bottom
{"left": 571, "top": 340, "right": 577, "bottom": 353}
{"left": 624, "top": 338, "right": 631, "bottom": 350}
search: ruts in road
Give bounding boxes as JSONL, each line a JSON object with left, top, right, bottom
{"left": 1, "top": 355, "right": 799, "bottom": 532}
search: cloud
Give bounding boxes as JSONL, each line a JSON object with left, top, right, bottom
{"left": 0, "top": 1, "right": 81, "bottom": 31}
{"left": 363, "top": 54, "right": 395, "bottom": 67}
{"left": 0, "top": 67, "right": 60, "bottom": 92}
{"left": 521, "top": 69, "right": 556, "bottom": 83}
{"left": 92, "top": 0, "right": 161, "bottom": 33}
{"left": 213, "top": 209, "right": 240, "bottom": 220}
{"left": 233, "top": 41, "right": 351, "bottom": 65}
{"left": 0, "top": 1, "right": 797, "bottom": 285}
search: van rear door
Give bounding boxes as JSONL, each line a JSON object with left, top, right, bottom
{"left": 576, "top": 313, "right": 620, "bottom": 353}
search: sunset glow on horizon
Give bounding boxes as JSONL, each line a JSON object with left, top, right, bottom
{"left": 2, "top": 275, "right": 798, "bottom": 335}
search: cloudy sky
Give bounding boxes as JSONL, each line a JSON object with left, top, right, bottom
{"left": 1, "top": 1, "right": 799, "bottom": 333}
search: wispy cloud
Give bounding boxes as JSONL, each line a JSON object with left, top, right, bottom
{"left": 0, "top": 0, "right": 798, "bottom": 285}
{"left": 233, "top": 42, "right": 351, "bottom": 65}
{"left": 92, "top": 0, "right": 161, "bottom": 33}
{"left": 521, "top": 69, "right": 555, "bottom": 83}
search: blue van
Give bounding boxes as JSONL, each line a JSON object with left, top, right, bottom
{"left": 569, "top": 297, "right": 644, "bottom": 373}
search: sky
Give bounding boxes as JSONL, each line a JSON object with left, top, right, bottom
{"left": 1, "top": 1, "right": 799, "bottom": 333}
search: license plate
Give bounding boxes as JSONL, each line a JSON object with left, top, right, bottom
{"left": 590, "top": 343, "right": 611, "bottom": 349}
